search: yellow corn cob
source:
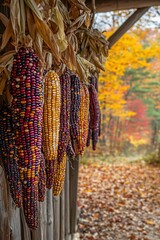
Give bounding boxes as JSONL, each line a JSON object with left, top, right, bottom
{"left": 52, "top": 153, "right": 67, "bottom": 196}
{"left": 43, "top": 70, "right": 61, "bottom": 188}
{"left": 77, "top": 83, "right": 89, "bottom": 155}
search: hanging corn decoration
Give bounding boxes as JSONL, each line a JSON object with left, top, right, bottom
{"left": 43, "top": 70, "right": 61, "bottom": 189}
{"left": 89, "top": 74, "right": 101, "bottom": 137}
{"left": 87, "top": 83, "right": 101, "bottom": 150}
{"left": 53, "top": 69, "right": 71, "bottom": 196}
{"left": 10, "top": 47, "right": 43, "bottom": 229}
{"left": 0, "top": 106, "right": 22, "bottom": 207}
{"left": 52, "top": 153, "right": 67, "bottom": 196}
{"left": 66, "top": 139, "right": 76, "bottom": 159}
{"left": 38, "top": 153, "right": 46, "bottom": 202}
{"left": 77, "top": 83, "right": 90, "bottom": 155}
{"left": 70, "top": 74, "right": 81, "bottom": 142}
{"left": 57, "top": 69, "right": 71, "bottom": 162}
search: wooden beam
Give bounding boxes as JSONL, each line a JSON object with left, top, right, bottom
{"left": 86, "top": 0, "right": 160, "bottom": 12}
{"left": 108, "top": 7, "right": 149, "bottom": 48}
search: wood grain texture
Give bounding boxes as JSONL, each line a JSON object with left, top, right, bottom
{"left": 86, "top": 0, "right": 160, "bottom": 12}
{"left": 53, "top": 196, "right": 60, "bottom": 240}
{"left": 69, "top": 157, "right": 79, "bottom": 235}
{"left": 47, "top": 190, "right": 53, "bottom": 240}
{"left": 9, "top": 197, "right": 21, "bottom": 240}
{"left": 0, "top": 166, "right": 10, "bottom": 240}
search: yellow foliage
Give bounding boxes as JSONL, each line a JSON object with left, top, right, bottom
{"left": 98, "top": 30, "right": 157, "bottom": 120}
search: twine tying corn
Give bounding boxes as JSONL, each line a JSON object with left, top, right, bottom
{"left": 43, "top": 70, "right": 61, "bottom": 189}
{"left": 0, "top": 106, "right": 22, "bottom": 207}
{"left": 10, "top": 47, "right": 43, "bottom": 229}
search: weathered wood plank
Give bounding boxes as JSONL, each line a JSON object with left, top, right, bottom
{"left": 86, "top": 0, "right": 160, "bottom": 12}
{"left": 53, "top": 196, "right": 60, "bottom": 240}
{"left": 60, "top": 188, "right": 65, "bottom": 240}
{"left": 69, "top": 157, "right": 79, "bottom": 236}
{"left": 20, "top": 210, "right": 31, "bottom": 240}
{"left": 108, "top": 7, "right": 149, "bottom": 47}
{"left": 31, "top": 201, "right": 47, "bottom": 240}
{"left": 47, "top": 190, "right": 53, "bottom": 240}
{"left": 65, "top": 161, "right": 71, "bottom": 240}
{"left": 0, "top": 166, "right": 10, "bottom": 240}
{"left": 9, "top": 197, "right": 21, "bottom": 240}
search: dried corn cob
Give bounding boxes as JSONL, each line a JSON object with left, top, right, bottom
{"left": 89, "top": 75, "right": 101, "bottom": 137}
{"left": 43, "top": 70, "right": 61, "bottom": 188}
{"left": 57, "top": 69, "right": 71, "bottom": 162}
{"left": 10, "top": 47, "right": 43, "bottom": 229}
{"left": 87, "top": 84, "right": 101, "bottom": 150}
{"left": 78, "top": 83, "right": 89, "bottom": 154}
{"left": 89, "top": 74, "right": 98, "bottom": 92}
{"left": 0, "top": 106, "right": 22, "bottom": 207}
{"left": 38, "top": 153, "right": 46, "bottom": 202}
{"left": 70, "top": 74, "right": 81, "bottom": 142}
{"left": 66, "top": 139, "right": 76, "bottom": 159}
{"left": 52, "top": 153, "right": 66, "bottom": 196}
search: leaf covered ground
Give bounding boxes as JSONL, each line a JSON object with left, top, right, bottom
{"left": 78, "top": 161, "right": 160, "bottom": 240}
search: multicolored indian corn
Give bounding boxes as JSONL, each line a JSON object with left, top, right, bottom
{"left": 70, "top": 74, "right": 81, "bottom": 142}
{"left": 10, "top": 47, "right": 43, "bottom": 229}
{"left": 77, "top": 83, "right": 89, "bottom": 155}
{"left": 0, "top": 106, "right": 22, "bottom": 207}
{"left": 87, "top": 83, "right": 101, "bottom": 150}
{"left": 57, "top": 69, "right": 71, "bottom": 162}
{"left": 52, "top": 69, "right": 71, "bottom": 196}
{"left": 38, "top": 153, "right": 46, "bottom": 202}
{"left": 43, "top": 70, "right": 61, "bottom": 188}
{"left": 52, "top": 153, "right": 67, "bottom": 196}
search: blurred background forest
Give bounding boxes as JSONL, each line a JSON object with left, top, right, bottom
{"left": 84, "top": 7, "right": 160, "bottom": 161}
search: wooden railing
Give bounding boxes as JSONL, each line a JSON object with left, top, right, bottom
{"left": 0, "top": 159, "right": 80, "bottom": 240}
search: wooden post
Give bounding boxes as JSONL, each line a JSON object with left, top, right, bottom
{"left": 60, "top": 188, "right": 65, "bottom": 240}
{"left": 65, "top": 160, "right": 71, "bottom": 240}
{"left": 108, "top": 7, "right": 150, "bottom": 48}
{"left": 0, "top": 166, "right": 10, "bottom": 240}
{"left": 9, "top": 199, "right": 21, "bottom": 240}
{"left": 69, "top": 156, "right": 79, "bottom": 237}
{"left": 53, "top": 196, "right": 60, "bottom": 240}
{"left": 47, "top": 190, "right": 54, "bottom": 240}
{"left": 20, "top": 210, "right": 31, "bottom": 240}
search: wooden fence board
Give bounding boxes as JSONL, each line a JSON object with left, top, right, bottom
{"left": 60, "top": 188, "right": 65, "bottom": 240}
{"left": 53, "top": 196, "right": 60, "bottom": 240}
{"left": 69, "top": 157, "right": 79, "bottom": 236}
{"left": 65, "top": 160, "right": 71, "bottom": 240}
{"left": 0, "top": 159, "right": 79, "bottom": 240}
{"left": 9, "top": 199, "right": 21, "bottom": 240}
{"left": 0, "top": 166, "right": 10, "bottom": 240}
{"left": 47, "top": 190, "right": 54, "bottom": 240}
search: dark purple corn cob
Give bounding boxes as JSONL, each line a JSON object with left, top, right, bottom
{"left": 87, "top": 84, "right": 101, "bottom": 150}
{"left": 0, "top": 106, "right": 22, "bottom": 207}
{"left": 70, "top": 74, "right": 81, "bottom": 141}
{"left": 89, "top": 74, "right": 98, "bottom": 92}
{"left": 10, "top": 47, "right": 43, "bottom": 229}
{"left": 89, "top": 74, "right": 101, "bottom": 137}
{"left": 66, "top": 140, "right": 76, "bottom": 159}
{"left": 57, "top": 69, "right": 71, "bottom": 162}
{"left": 38, "top": 153, "right": 46, "bottom": 202}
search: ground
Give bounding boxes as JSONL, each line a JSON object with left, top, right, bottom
{"left": 78, "top": 158, "right": 160, "bottom": 240}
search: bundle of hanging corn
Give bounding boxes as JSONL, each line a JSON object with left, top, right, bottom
{"left": 0, "top": 0, "right": 109, "bottom": 229}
